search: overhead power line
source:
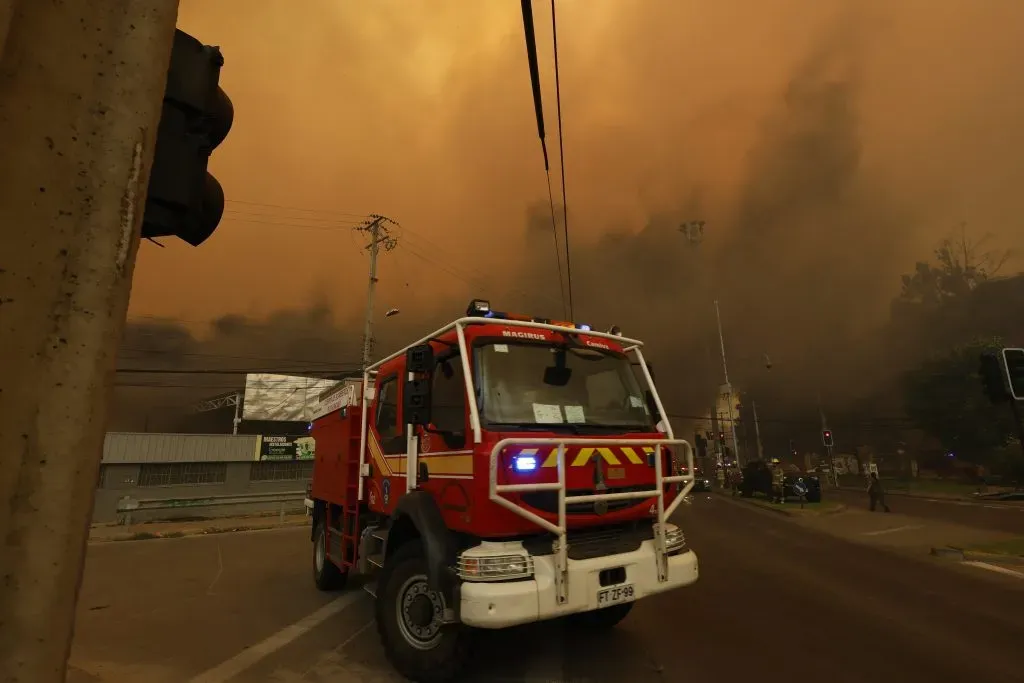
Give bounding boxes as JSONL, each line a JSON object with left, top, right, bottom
{"left": 550, "top": 0, "right": 574, "bottom": 320}
{"left": 521, "top": 0, "right": 569, "bottom": 320}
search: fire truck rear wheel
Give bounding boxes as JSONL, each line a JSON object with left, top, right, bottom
{"left": 313, "top": 520, "right": 347, "bottom": 591}
{"left": 567, "top": 602, "right": 633, "bottom": 630}
{"left": 376, "top": 540, "right": 469, "bottom": 683}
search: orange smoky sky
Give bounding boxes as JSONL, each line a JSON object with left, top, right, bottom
{"left": 124, "top": 0, "right": 1024, "bottom": 400}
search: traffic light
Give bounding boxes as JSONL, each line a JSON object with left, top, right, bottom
{"left": 979, "top": 352, "right": 1010, "bottom": 404}
{"left": 822, "top": 429, "right": 834, "bottom": 447}
{"left": 718, "top": 431, "right": 725, "bottom": 442}
{"left": 143, "top": 29, "right": 233, "bottom": 246}
{"left": 1002, "top": 348, "right": 1024, "bottom": 401}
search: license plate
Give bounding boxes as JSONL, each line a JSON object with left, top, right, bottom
{"left": 596, "top": 583, "right": 635, "bottom": 607}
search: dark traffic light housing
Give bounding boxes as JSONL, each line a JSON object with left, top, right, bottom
{"left": 142, "top": 29, "right": 233, "bottom": 246}
{"left": 822, "top": 429, "right": 834, "bottom": 447}
{"left": 1002, "top": 348, "right": 1024, "bottom": 401}
{"left": 979, "top": 352, "right": 1010, "bottom": 404}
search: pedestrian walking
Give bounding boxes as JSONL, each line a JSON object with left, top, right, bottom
{"left": 867, "top": 472, "right": 890, "bottom": 512}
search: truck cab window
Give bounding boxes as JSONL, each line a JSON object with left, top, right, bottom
{"left": 431, "top": 356, "right": 467, "bottom": 448}
{"left": 375, "top": 377, "right": 403, "bottom": 453}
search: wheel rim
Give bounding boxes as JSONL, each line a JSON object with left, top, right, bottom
{"left": 395, "top": 573, "right": 444, "bottom": 650}
{"left": 315, "top": 527, "right": 325, "bottom": 574}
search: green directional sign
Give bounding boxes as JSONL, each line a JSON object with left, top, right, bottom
{"left": 1002, "top": 348, "right": 1024, "bottom": 401}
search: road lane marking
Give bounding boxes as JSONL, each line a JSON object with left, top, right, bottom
{"left": 963, "top": 561, "right": 1024, "bottom": 579}
{"left": 187, "top": 592, "right": 366, "bottom": 683}
{"left": 861, "top": 524, "right": 923, "bottom": 537}
{"left": 206, "top": 543, "right": 224, "bottom": 595}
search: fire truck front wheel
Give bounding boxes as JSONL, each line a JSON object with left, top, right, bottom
{"left": 312, "top": 520, "right": 347, "bottom": 591}
{"left": 376, "top": 540, "right": 469, "bottom": 683}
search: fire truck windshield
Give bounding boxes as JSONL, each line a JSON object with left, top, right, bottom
{"left": 475, "top": 341, "right": 655, "bottom": 432}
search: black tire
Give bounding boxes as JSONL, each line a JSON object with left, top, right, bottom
{"left": 313, "top": 519, "right": 347, "bottom": 591}
{"left": 375, "top": 540, "right": 469, "bottom": 683}
{"left": 567, "top": 602, "right": 633, "bottom": 630}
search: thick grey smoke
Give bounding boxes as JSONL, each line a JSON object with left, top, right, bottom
{"left": 114, "top": 3, "right": 1024, "bottom": 431}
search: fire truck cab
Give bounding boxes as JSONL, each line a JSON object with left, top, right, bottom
{"left": 305, "top": 300, "right": 698, "bottom": 682}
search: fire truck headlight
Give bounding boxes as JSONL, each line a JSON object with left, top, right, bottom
{"left": 458, "top": 545, "right": 534, "bottom": 582}
{"left": 513, "top": 454, "right": 538, "bottom": 472}
{"left": 655, "top": 523, "right": 688, "bottom": 555}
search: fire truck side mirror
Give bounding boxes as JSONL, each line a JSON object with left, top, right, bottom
{"left": 406, "top": 344, "right": 434, "bottom": 374}
{"left": 404, "top": 344, "right": 434, "bottom": 426}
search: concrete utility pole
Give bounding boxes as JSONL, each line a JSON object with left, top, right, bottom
{"left": 752, "top": 400, "right": 765, "bottom": 461}
{"left": 0, "top": 3, "right": 180, "bottom": 682}
{"left": 714, "top": 299, "right": 742, "bottom": 467}
{"left": 355, "top": 214, "right": 399, "bottom": 369}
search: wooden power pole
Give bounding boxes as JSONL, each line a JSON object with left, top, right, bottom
{"left": 0, "top": 2, "right": 180, "bottom": 681}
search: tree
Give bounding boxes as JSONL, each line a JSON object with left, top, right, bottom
{"left": 897, "top": 225, "right": 1012, "bottom": 308}
{"left": 902, "top": 337, "right": 1017, "bottom": 466}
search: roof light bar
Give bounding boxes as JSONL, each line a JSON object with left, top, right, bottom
{"left": 466, "top": 301, "right": 599, "bottom": 335}
{"left": 466, "top": 299, "right": 491, "bottom": 316}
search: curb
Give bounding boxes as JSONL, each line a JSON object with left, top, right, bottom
{"left": 962, "top": 550, "right": 1024, "bottom": 566}
{"left": 929, "top": 546, "right": 1024, "bottom": 566}
{"left": 715, "top": 491, "right": 846, "bottom": 517}
{"left": 89, "top": 518, "right": 309, "bottom": 543}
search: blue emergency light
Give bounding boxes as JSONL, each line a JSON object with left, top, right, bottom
{"left": 513, "top": 454, "right": 538, "bottom": 472}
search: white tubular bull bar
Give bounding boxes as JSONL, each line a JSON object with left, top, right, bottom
{"left": 489, "top": 437, "right": 695, "bottom": 605}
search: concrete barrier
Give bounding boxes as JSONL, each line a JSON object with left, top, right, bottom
{"left": 116, "top": 490, "right": 306, "bottom": 524}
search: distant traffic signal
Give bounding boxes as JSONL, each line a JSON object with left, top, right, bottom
{"left": 979, "top": 352, "right": 1010, "bottom": 404}
{"left": 718, "top": 431, "right": 725, "bottom": 442}
{"left": 1002, "top": 348, "right": 1024, "bottom": 401}
{"left": 822, "top": 429, "right": 834, "bottom": 447}
{"left": 143, "top": 29, "right": 234, "bottom": 246}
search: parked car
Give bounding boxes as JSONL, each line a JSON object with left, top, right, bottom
{"left": 739, "top": 460, "right": 822, "bottom": 502}
{"left": 675, "top": 463, "right": 711, "bottom": 492}
{"left": 691, "top": 470, "right": 712, "bottom": 492}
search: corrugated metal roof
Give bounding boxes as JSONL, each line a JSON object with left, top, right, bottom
{"left": 102, "top": 432, "right": 260, "bottom": 464}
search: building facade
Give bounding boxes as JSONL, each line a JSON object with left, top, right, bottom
{"left": 94, "top": 431, "right": 315, "bottom": 524}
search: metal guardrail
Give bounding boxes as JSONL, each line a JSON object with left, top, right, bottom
{"left": 116, "top": 490, "right": 306, "bottom": 525}
{"left": 489, "top": 437, "right": 695, "bottom": 604}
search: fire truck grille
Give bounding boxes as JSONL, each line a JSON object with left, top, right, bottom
{"left": 521, "top": 486, "right": 652, "bottom": 516}
{"left": 522, "top": 521, "right": 654, "bottom": 561}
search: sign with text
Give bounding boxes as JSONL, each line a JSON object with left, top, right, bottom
{"left": 259, "top": 435, "right": 315, "bottom": 461}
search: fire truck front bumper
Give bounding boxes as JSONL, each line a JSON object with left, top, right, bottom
{"left": 458, "top": 537, "right": 699, "bottom": 629}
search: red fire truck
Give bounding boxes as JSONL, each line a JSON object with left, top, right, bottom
{"left": 305, "top": 300, "right": 698, "bottom": 682}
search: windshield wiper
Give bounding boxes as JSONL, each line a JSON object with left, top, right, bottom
{"left": 584, "top": 423, "right": 654, "bottom": 432}
{"left": 487, "top": 421, "right": 581, "bottom": 434}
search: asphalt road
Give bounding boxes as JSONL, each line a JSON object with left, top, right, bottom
{"left": 69, "top": 498, "right": 1024, "bottom": 683}
{"left": 828, "top": 487, "right": 1024, "bottom": 534}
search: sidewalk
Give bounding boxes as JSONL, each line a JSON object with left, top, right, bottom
{"left": 835, "top": 481, "right": 1022, "bottom": 503}
{"left": 718, "top": 490, "right": 1024, "bottom": 575}
{"left": 88, "top": 511, "right": 309, "bottom": 543}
